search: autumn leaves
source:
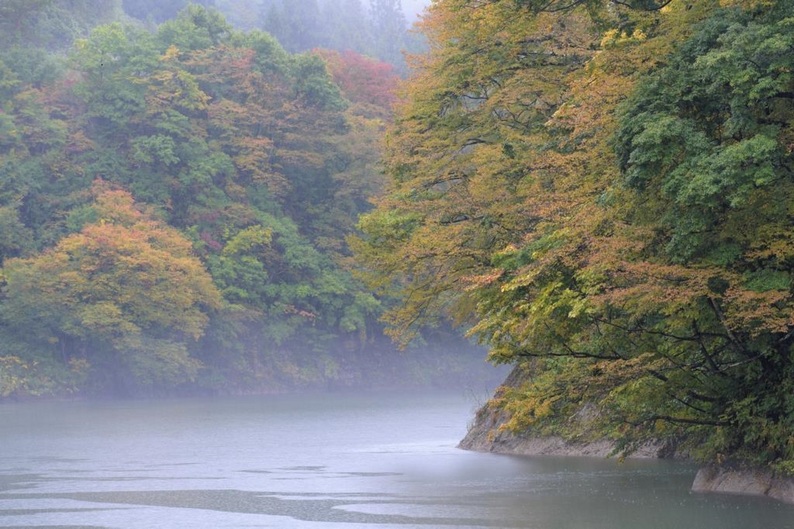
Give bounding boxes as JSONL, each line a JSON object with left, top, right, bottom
{"left": 354, "top": 0, "right": 794, "bottom": 470}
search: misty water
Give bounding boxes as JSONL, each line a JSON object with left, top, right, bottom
{"left": 2, "top": 391, "right": 793, "bottom": 529}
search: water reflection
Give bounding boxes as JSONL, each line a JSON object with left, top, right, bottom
{"left": 1, "top": 392, "right": 793, "bottom": 528}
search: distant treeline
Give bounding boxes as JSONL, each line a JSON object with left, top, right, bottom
{"left": 0, "top": 1, "right": 421, "bottom": 71}
{"left": 127, "top": 0, "right": 422, "bottom": 71}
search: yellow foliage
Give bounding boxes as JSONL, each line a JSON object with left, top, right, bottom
{"left": 161, "top": 44, "right": 181, "bottom": 62}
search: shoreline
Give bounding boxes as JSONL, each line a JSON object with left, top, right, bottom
{"left": 459, "top": 376, "right": 794, "bottom": 505}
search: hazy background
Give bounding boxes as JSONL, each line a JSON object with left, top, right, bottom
{"left": 402, "top": 0, "right": 431, "bottom": 21}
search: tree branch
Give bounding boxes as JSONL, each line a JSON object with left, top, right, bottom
{"left": 631, "top": 414, "right": 728, "bottom": 427}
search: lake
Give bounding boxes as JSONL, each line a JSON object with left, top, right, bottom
{"left": 1, "top": 391, "right": 793, "bottom": 528}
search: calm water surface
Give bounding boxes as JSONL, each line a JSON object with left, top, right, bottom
{"left": 1, "top": 391, "right": 793, "bottom": 528}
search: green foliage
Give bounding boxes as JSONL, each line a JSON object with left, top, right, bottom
{"left": 229, "top": 30, "right": 290, "bottom": 75}
{"left": 0, "top": 205, "right": 33, "bottom": 261}
{"left": 605, "top": 3, "right": 794, "bottom": 470}
{"left": 0, "top": 48, "right": 64, "bottom": 91}
{"left": 292, "top": 54, "right": 347, "bottom": 111}
{"left": 71, "top": 23, "right": 159, "bottom": 128}
{"left": 0, "top": 186, "right": 222, "bottom": 392}
{"left": 157, "top": 4, "right": 233, "bottom": 50}
{"left": 0, "top": 354, "right": 90, "bottom": 398}
{"left": 0, "top": 6, "right": 401, "bottom": 397}
{"left": 616, "top": 5, "right": 794, "bottom": 262}
{"left": 355, "top": 0, "right": 794, "bottom": 472}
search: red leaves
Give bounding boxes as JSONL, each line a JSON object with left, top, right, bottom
{"left": 313, "top": 49, "right": 399, "bottom": 111}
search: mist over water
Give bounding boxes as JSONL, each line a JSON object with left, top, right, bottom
{"left": 1, "top": 391, "right": 793, "bottom": 528}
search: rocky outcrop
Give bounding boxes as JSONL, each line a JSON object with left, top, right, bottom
{"left": 692, "top": 465, "right": 794, "bottom": 505}
{"left": 458, "top": 365, "right": 672, "bottom": 459}
{"left": 458, "top": 397, "right": 670, "bottom": 458}
{"left": 460, "top": 365, "right": 794, "bottom": 505}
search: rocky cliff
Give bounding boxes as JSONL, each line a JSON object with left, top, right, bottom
{"left": 691, "top": 466, "right": 794, "bottom": 505}
{"left": 458, "top": 365, "right": 671, "bottom": 458}
{"left": 459, "top": 365, "right": 794, "bottom": 505}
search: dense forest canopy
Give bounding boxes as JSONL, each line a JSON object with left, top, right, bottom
{"left": 0, "top": 1, "right": 489, "bottom": 398}
{"left": 352, "top": 0, "right": 794, "bottom": 473}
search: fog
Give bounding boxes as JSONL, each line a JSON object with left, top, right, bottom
{"left": 401, "top": 0, "right": 432, "bottom": 21}
{"left": 3, "top": 3, "right": 794, "bottom": 528}
{"left": 0, "top": 0, "right": 493, "bottom": 399}
{"left": 5, "top": 392, "right": 793, "bottom": 528}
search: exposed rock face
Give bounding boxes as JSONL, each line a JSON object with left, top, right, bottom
{"left": 461, "top": 365, "right": 794, "bottom": 505}
{"left": 458, "top": 398, "right": 669, "bottom": 458}
{"left": 458, "top": 365, "right": 670, "bottom": 459}
{"left": 692, "top": 466, "right": 794, "bottom": 505}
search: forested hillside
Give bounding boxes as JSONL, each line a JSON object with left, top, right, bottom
{"left": 0, "top": 3, "right": 490, "bottom": 398}
{"left": 353, "top": 0, "right": 794, "bottom": 473}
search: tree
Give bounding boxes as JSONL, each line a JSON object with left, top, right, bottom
{"left": 260, "top": 0, "right": 324, "bottom": 53}
{"left": 354, "top": 0, "right": 794, "bottom": 473}
{"left": 122, "top": 0, "right": 216, "bottom": 25}
{"left": 71, "top": 23, "right": 160, "bottom": 130}
{"left": 1, "top": 183, "right": 222, "bottom": 393}
{"left": 0, "top": 5, "right": 409, "bottom": 396}
{"left": 353, "top": 0, "right": 602, "bottom": 344}
{"left": 369, "top": 0, "right": 409, "bottom": 69}
{"left": 0, "top": 0, "right": 122, "bottom": 50}
{"left": 0, "top": 1, "right": 55, "bottom": 48}
{"left": 157, "top": 3, "right": 232, "bottom": 51}
{"left": 313, "top": 49, "right": 398, "bottom": 111}
{"left": 214, "top": 0, "right": 260, "bottom": 30}
{"left": 607, "top": 1, "right": 794, "bottom": 470}
{"left": 256, "top": 0, "right": 416, "bottom": 70}
{"left": 319, "top": 0, "right": 373, "bottom": 55}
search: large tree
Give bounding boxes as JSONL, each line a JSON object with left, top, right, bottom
{"left": 354, "top": 0, "right": 794, "bottom": 472}
{"left": 1, "top": 183, "right": 222, "bottom": 392}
